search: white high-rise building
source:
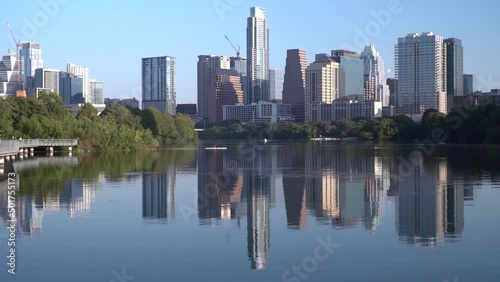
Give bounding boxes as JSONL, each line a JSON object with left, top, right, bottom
{"left": 67, "top": 62, "right": 90, "bottom": 101}
{"left": 305, "top": 57, "right": 340, "bottom": 122}
{"left": 361, "top": 45, "right": 389, "bottom": 106}
{"left": 247, "top": 7, "right": 269, "bottom": 104}
{"left": 197, "top": 55, "right": 230, "bottom": 119}
{"left": 20, "top": 42, "right": 43, "bottom": 87}
{"left": 0, "top": 49, "right": 23, "bottom": 96}
{"left": 395, "top": 32, "right": 447, "bottom": 116}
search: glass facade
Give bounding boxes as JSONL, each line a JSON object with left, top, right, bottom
{"left": 59, "top": 72, "right": 84, "bottom": 105}
{"left": 445, "top": 38, "right": 464, "bottom": 96}
{"left": 89, "top": 80, "right": 104, "bottom": 104}
{"left": 331, "top": 55, "right": 364, "bottom": 100}
{"left": 247, "top": 7, "right": 270, "bottom": 104}
{"left": 142, "top": 56, "right": 176, "bottom": 114}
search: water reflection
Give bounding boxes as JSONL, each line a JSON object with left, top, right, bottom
{"left": 1, "top": 143, "right": 500, "bottom": 271}
{"left": 142, "top": 171, "right": 176, "bottom": 222}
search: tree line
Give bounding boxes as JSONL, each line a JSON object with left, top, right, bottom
{"left": 0, "top": 91, "right": 197, "bottom": 151}
{"left": 199, "top": 104, "right": 500, "bottom": 144}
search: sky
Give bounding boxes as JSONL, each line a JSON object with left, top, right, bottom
{"left": 1, "top": 0, "right": 500, "bottom": 104}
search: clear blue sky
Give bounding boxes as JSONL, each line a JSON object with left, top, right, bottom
{"left": 1, "top": 0, "right": 499, "bottom": 103}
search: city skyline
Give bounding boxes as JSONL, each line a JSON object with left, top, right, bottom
{"left": 2, "top": 1, "right": 499, "bottom": 104}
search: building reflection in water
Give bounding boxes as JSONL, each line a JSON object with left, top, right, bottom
{"left": 395, "top": 157, "right": 465, "bottom": 246}
{"left": 281, "top": 143, "right": 307, "bottom": 229}
{"left": 197, "top": 144, "right": 276, "bottom": 269}
{"left": 0, "top": 172, "right": 102, "bottom": 237}
{"left": 142, "top": 170, "right": 176, "bottom": 222}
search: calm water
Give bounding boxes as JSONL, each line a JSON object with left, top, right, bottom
{"left": 1, "top": 141, "right": 500, "bottom": 282}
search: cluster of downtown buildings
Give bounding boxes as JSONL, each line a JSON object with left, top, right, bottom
{"left": 142, "top": 6, "right": 491, "bottom": 124}
{"left": 0, "top": 42, "right": 110, "bottom": 113}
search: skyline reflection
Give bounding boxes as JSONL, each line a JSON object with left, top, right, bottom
{"left": 0, "top": 143, "right": 495, "bottom": 271}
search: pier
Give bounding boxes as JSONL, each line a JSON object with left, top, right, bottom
{"left": 0, "top": 139, "right": 77, "bottom": 168}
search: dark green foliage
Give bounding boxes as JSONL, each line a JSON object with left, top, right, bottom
{"left": 200, "top": 105, "right": 500, "bottom": 144}
{"left": 0, "top": 94, "right": 198, "bottom": 151}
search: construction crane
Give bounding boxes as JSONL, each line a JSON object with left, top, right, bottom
{"left": 6, "top": 23, "right": 23, "bottom": 84}
{"left": 224, "top": 35, "right": 240, "bottom": 58}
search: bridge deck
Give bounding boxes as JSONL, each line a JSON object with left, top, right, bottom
{"left": 0, "top": 139, "right": 78, "bottom": 156}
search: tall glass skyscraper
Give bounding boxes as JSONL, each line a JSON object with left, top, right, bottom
{"left": 445, "top": 38, "right": 464, "bottom": 96}
{"left": 142, "top": 56, "right": 176, "bottom": 115}
{"left": 331, "top": 50, "right": 364, "bottom": 100}
{"left": 20, "top": 42, "right": 43, "bottom": 88}
{"left": 247, "top": 7, "right": 269, "bottom": 104}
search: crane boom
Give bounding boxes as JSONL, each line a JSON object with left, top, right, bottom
{"left": 224, "top": 35, "right": 240, "bottom": 58}
{"left": 6, "top": 23, "right": 23, "bottom": 85}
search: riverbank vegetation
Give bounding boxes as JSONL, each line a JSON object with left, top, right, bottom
{"left": 199, "top": 105, "right": 500, "bottom": 144}
{"left": 0, "top": 92, "right": 197, "bottom": 151}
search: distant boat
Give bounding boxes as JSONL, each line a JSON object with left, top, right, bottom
{"left": 263, "top": 139, "right": 268, "bottom": 143}
{"left": 310, "top": 137, "right": 340, "bottom": 141}
{"left": 205, "top": 146, "right": 227, "bottom": 150}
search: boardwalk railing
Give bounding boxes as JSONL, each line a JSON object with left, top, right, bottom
{"left": 0, "top": 139, "right": 78, "bottom": 156}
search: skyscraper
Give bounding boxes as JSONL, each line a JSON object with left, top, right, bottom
{"left": 34, "top": 68, "right": 59, "bottom": 94}
{"left": 445, "top": 38, "right": 464, "bottom": 96}
{"left": 0, "top": 49, "right": 23, "bottom": 96}
{"left": 283, "top": 49, "right": 307, "bottom": 121}
{"left": 20, "top": 42, "right": 43, "bottom": 88}
{"left": 208, "top": 69, "right": 244, "bottom": 123}
{"left": 142, "top": 56, "right": 176, "bottom": 114}
{"left": 230, "top": 56, "right": 248, "bottom": 99}
{"left": 360, "top": 45, "right": 389, "bottom": 106}
{"left": 331, "top": 49, "right": 364, "bottom": 100}
{"left": 386, "top": 78, "right": 398, "bottom": 106}
{"left": 463, "top": 74, "right": 473, "bottom": 95}
{"left": 89, "top": 79, "right": 104, "bottom": 104}
{"left": 304, "top": 57, "right": 340, "bottom": 122}
{"left": 268, "top": 68, "right": 284, "bottom": 101}
{"left": 59, "top": 72, "right": 83, "bottom": 104}
{"left": 67, "top": 63, "right": 90, "bottom": 101}
{"left": 395, "top": 32, "right": 447, "bottom": 115}
{"left": 197, "top": 55, "right": 230, "bottom": 119}
{"left": 247, "top": 7, "right": 269, "bottom": 104}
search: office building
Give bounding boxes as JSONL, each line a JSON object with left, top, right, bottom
{"left": 142, "top": 56, "right": 176, "bottom": 115}
{"left": 247, "top": 7, "right": 270, "bottom": 103}
{"left": 445, "top": 38, "right": 464, "bottom": 97}
{"left": 463, "top": 74, "right": 473, "bottom": 95}
{"left": 304, "top": 57, "right": 340, "bottom": 122}
{"left": 386, "top": 78, "right": 398, "bottom": 107}
{"left": 223, "top": 101, "right": 292, "bottom": 123}
{"left": 230, "top": 56, "right": 248, "bottom": 100}
{"left": 104, "top": 97, "right": 140, "bottom": 109}
{"left": 33, "top": 68, "right": 59, "bottom": 94}
{"left": 395, "top": 32, "right": 447, "bottom": 116}
{"left": 283, "top": 49, "right": 307, "bottom": 121}
{"left": 176, "top": 104, "right": 197, "bottom": 115}
{"left": 59, "top": 72, "right": 83, "bottom": 104}
{"left": 0, "top": 49, "right": 23, "bottom": 96}
{"left": 360, "top": 45, "right": 389, "bottom": 106}
{"left": 332, "top": 97, "right": 382, "bottom": 121}
{"left": 208, "top": 69, "right": 244, "bottom": 123}
{"left": 20, "top": 42, "right": 43, "bottom": 87}
{"left": 67, "top": 63, "right": 90, "bottom": 101}
{"left": 88, "top": 79, "right": 104, "bottom": 104}
{"left": 331, "top": 49, "right": 364, "bottom": 100}
{"left": 197, "top": 55, "right": 230, "bottom": 119}
{"left": 269, "top": 68, "right": 284, "bottom": 100}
